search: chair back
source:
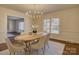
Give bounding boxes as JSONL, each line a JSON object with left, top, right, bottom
{"left": 37, "top": 32, "right": 49, "bottom": 43}
{"left": 45, "top": 33, "right": 50, "bottom": 42}
{"left": 37, "top": 35, "right": 47, "bottom": 47}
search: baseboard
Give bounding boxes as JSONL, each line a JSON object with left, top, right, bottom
{"left": 50, "top": 38, "right": 79, "bottom": 45}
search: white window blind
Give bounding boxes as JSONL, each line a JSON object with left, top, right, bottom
{"left": 50, "top": 18, "right": 59, "bottom": 34}
{"left": 43, "top": 18, "right": 59, "bottom": 34}
{"left": 43, "top": 19, "right": 50, "bottom": 33}
{"left": 19, "top": 22, "right": 24, "bottom": 32}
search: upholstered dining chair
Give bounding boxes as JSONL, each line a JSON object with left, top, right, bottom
{"left": 5, "top": 38, "right": 26, "bottom": 55}
{"left": 30, "top": 35, "right": 47, "bottom": 55}
{"left": 37, "top": 32, "right": 50, "bottom": 48}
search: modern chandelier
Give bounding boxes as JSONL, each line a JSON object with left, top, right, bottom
{"left": 25, "top": 5, "right": 44, "bottom": 32}
{"left": 26, "top": 10, "right": 43, "bottom": 15}
{"left": 25, "top": 4, "right": 44, "bottom": 15}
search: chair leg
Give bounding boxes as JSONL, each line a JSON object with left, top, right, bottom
{"left": 14, "top": 52, "right": 15, "bottom": 55}
{"left": 28, "top": 42, "right": 31, "bottom": 55}
{"left": 42, "top": 48, "right": 45, "bottom": 55}
{"left": 10, "top": 52, "right": 15, "bottom": 55}
{"left": 10, "top": 52, "right": 11, "bottom": 55}
{"left": 44, "top": 44, "right": 46, "bottom": 51}
{"left": 45, "top": 42, "right": 49, "bottom": 49}
{"left": 37, "top": 49, "right": 38, "bottom": 55}
{"left": 24, "top": 48, "right": 26, "bottom": 54}
{"left": 29, "top": 49, "right": 31, "bottom": 55}
{"left": 47, "top": 42, "right": 49, "bottom": 48}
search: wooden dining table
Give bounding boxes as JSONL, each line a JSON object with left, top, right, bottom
{"left": 15, "top": 32, "right": 48, "bottom": 42}
{"left": 15, "top": 32, "right": 48, "bottom": 54}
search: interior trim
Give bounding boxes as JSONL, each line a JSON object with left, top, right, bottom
{"left": 50, "top": 38, "right": 79, "bottom": 45}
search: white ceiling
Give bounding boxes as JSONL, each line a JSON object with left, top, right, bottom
{"left": 0, "top": 4, "right": 79, "bottom": 14}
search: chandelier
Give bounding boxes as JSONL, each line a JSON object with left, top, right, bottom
{"left": 25, "top": 5, "right": 44, "bottom": 32}
{"left": 26, "top": 10, "right": 44, "bottom": 15}
{"left": 25, "top": 4, "right": 44, "bottom": 15}
{"left": 25, "top": 5, "right": 44, "bottom": 24}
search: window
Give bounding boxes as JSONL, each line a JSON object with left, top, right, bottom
{"left": 19, "top": 22, "right": 24, "bottom": 32}
{"left": 50, "top": 18, "right": 59, "bottom": 34}
{"left": 43, "top": 19, "right": 50, "bottom": 33}
{"left": 43, "top": 18, "right": 59, "bottom": 34}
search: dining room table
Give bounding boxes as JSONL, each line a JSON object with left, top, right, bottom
{"left": 15, "top": 32, "right": 49, "bottom": 54}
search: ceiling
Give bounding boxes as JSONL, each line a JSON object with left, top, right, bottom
{"left": 0, "top": 4, "right": 79, "bottom": 14}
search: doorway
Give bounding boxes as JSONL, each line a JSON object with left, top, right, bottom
{"left": 7, "top": 16, "right": 24, "bottom": 38}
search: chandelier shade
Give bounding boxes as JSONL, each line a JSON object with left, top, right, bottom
{"left": 25, "top": 4, "right": 45, "bottom": 15}
{"left": 26, "top": 10, "right": 43, "bottom": 15}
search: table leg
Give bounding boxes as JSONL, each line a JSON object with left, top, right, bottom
{"left": 24, "top": 41, "right": 31, "bottom": 55}
{"left": 24, "top": 41, "right": 28, "bottom": 54}
{"left": 28, "top": 42, "right": 31, "bottom": 54}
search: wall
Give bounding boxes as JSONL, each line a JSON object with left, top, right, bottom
{"left": 44, "top": 7, "right": 79, "bottom": 43}
{"left": 0, "top": 7, "right": 32, "bottom": 43}
{"left": 1, "top": 6, "right": 79, "bottom": 44}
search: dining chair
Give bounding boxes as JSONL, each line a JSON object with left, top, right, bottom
{"left": 38, "top": 32, "right": 50, "bottom": 48}
{"left": 30, "top": 35, "right": 47, "bottom": 55}
{"left": 5, "top": 38, "right": 26, "bottom": 55}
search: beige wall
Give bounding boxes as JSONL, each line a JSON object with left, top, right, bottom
{"left": 42, "top": 7, "right": 79, "bottom": 43}
{"left": 0, "top": 6, "right": 79, "bottom": 44}
{"left": 0, "top": 7, "right": 32, "bottom": 43}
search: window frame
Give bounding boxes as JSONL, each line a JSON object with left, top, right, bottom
{"left": 43, "top": 19, "right": 51, "bottom": 33}
{"left": 43, "top": 18, "right": 60, "bottom": 34}
{"left": 50, "top": 18, "right": 59, "bottom": 34}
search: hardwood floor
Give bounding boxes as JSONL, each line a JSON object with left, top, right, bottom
{"left": 0, "top": 40, "right": 65, "bottom": 55}
{"left": 0, "top": 38, "right": 79, "bottom": 55}
{"left": 63, "top": 44, "right": 79, "bottom": 55}
{"left": 0, "top": 43, "right": 7, "bottom": 51}
{"left": 50, "top": 38, "right": 79, "bottom": 55}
